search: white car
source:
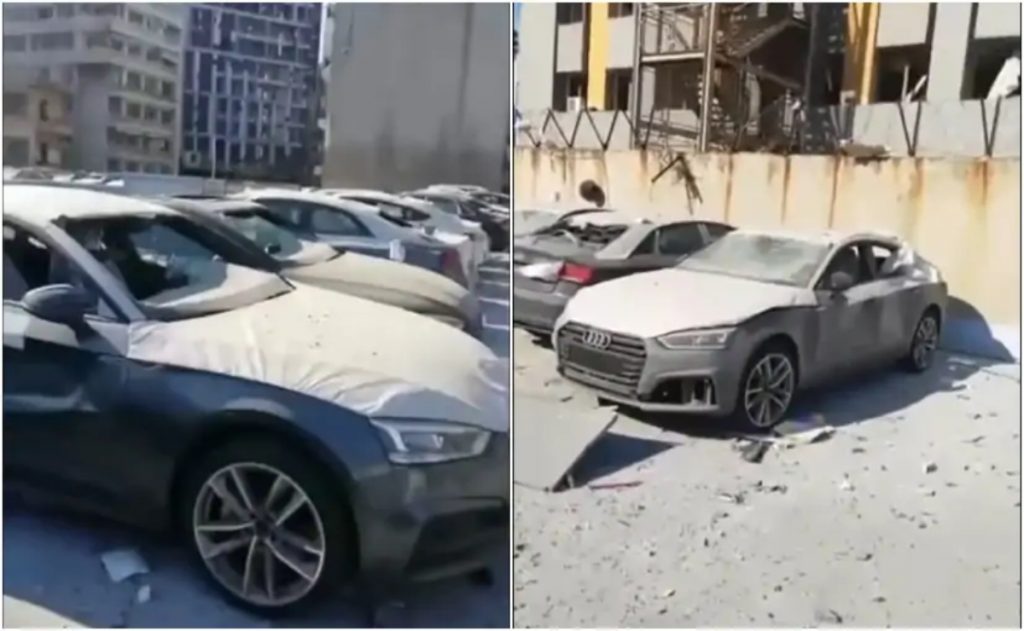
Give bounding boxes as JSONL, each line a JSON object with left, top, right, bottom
{"left": 323, "top": 189, "right": 488, "bottom": 283}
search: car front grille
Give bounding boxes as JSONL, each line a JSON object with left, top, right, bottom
{"left": 557, "top": 322, "right": 647, "bottom": 396}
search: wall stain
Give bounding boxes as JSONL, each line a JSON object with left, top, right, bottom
{"left": 780, "top": 156, "right": 792, "bottom": 224}
{"left": 826, "top": 157, "right": 842, "bottom": 228}
{"left": 723, "top": 154, "right": 734, "bottom": 223}
{"left": 904, "top": 158, "right": 924, "bottom": 239}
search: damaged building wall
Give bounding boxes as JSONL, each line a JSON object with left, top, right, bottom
{"left": 514, "top": 148, "right": 1020, "bottom": 335}
{"left": 323, "top": 3, "right": 509, "bottom": 191}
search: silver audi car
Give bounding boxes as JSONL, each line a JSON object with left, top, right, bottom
{"left": 553, "top": 229, "right": 948, "bottom": 431}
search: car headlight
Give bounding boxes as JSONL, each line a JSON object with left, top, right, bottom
{"left": 657, "top": 327, "right": 735, "bottom": 350}
{"left": 370, "top": 419, "right": 491, "bottom": 464}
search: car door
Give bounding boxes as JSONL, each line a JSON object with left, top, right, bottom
{"left": 3, "top": 224, "right": 131, "bottom": 505}
{"left": 863, "top": 241, "right": 922, "bottom": 358}
{"left": 810, "top": 242, "right": 885, "bottom": 378}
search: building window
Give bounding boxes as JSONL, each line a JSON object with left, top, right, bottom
{"left": 964, "top": 38, "right": 1021, "bottom": 100}
{"left": 609, "top": 3, "right": 634, "bottom": 18}
{"left": 37, "top": 6, "right": 53, "bottom": 19}
{"left": 3, "top": 35, "right": 27, "bottom": 52}
{"left": 161, "top": 81, "right": 175, "bottom": 100}
{"left": 160, "top": 109, "right": 174, "bottom": 126}
{"left": 128, "top": 10, "right": 144, "bottom": 26}
{"left": 38, "top": 142, "right": 51, "bottom": 165}
{"left": 127, "top": 43, "right": 142, "bottom": 58}
{"left": 109, "top": 96, "right": 123, "bottom": 117}
{"left": 556, "top": 3, "right": 586, "bottom": 25}
{"left": 85, "top": 32, "right": 109, "bottom": 48}
{"left": 56, "top": 4, "right": 74, "bottom": 17}
{"left": 3, "top": 93, "right": 27, "bottom": 116}
{"left": 30, "top": 32, "right": 74, "bottom": 51}
{"left": 653, "top": 60, "right": 702, "bottom": 109}
{"left": 144, "top": 105, "right": 157, "bottom": 122}
{"left": 553, "top": 72, "right": 587, "bottom": 111}
{"left": 125, "top": 161, "right": 140, "bottom": 172}
{"left": 125, "top": 71, "right": 142, "bottom": 90}
{"left": 4, "top": 137, "right": 30, "bottom": 166}
{"left": 605, "top": 69, "right": 632, "bottom": 110}
{"left": 107, "top": 158, "right": 122, "bottom": 172}
{"left": 38, "top": 100, "right": 50, "bottom": 122}
{"left": 126, "top": 102, "right": 142, "bottom": 119}
{"left": 875, "top": 45, "right": 930, "bottom": 103}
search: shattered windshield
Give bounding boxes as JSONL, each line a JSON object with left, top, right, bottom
{"left": 678, "top": 232, "right": 829, "bottom": 287}
{"left": 65, "top": 215, "right": 291, "bottom": 319}
{"left": 220, "top": 210, "right": 336, "bottom": 266}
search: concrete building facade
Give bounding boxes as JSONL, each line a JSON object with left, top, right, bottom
{"left": 180, "top": 3, "right": 322, "bottom": 184}
{"left": 2, "top": 3, "right": 186, "bottom": 173}
{"left": 322, "top": 3, "right": 509, "bottom": 192}
{"left": 517, "top": 2, "right": 1020, "bottom": 156}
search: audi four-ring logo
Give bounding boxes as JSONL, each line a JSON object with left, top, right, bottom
{"left": 581, "top": 329, "right": 611, "bottom": 349}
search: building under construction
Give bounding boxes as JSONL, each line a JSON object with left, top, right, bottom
{"left": 516, "top": 2, "right": 1020, "bottom": 157}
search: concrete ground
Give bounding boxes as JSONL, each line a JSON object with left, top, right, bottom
{"left": 513, "top": 328, "right": 1021, "bottom": 627}
{"left": 3, "top": 255, "right": 511, "bottom": 628}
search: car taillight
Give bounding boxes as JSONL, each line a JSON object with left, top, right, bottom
{"left": 559, "top": 262, "right": 595, "bottom": 285}
{"left": 442, "top": 248, "right": 461, "bottom": 272}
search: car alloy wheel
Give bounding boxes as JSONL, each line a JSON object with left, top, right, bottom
{"left": 193, "top": 463, "right": 327, "bottom": 608}
{"left": 911, "top": 313, "right": 939, "bottom": 370}
{"left": 742, "top": 353, "right": 795, "bottom": 428}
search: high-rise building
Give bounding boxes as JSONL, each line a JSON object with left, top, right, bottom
{"left": 2, "top": 3, "right": 186, "bottom": 174}
{"left": 180, "top": 3, "right": 322, "bottom": 184}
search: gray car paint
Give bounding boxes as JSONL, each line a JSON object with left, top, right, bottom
{"left": 554, "top": 233, "right": 948, "bottom": 416}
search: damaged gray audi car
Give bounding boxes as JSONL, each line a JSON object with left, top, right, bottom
{"left": 554, "top": 229, "right": 947, "bottom": 431}
{"left": 3, "top": 185, "right": 508, "bottom": 612}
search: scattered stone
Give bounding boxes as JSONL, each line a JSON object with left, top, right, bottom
{"left": 717, "top": 492, "right": 745, "bottom": 505}
{"left": 100, "top": 548, "right": 149, "bottom": 583}
{"left": 838, "top": 478, "right": 855, "bottom": 492}
{"left": 815, "top": 608, "right": 844, "bottom": 625}
{"left": 964, "top": 435, "right": 985, "bottom": 444}
{"left": 738, "top": 440, "right": 771, "bottom": 463}
{"left": 662, "top": 588, "right": 676, "bottom": 598}
{"left": 923, "top": 462, "right": 938, "bottom": 474}
{"left": 851, "top": 447, "right": 866, "bottom": 454}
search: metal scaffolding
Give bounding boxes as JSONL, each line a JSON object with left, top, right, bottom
{"left": 630, "top": 2, "right": 811, "bottom": 153}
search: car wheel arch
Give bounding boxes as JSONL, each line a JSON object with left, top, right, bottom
{"left": 748, "top": 333, "right": 802, "bottom": 384}
{"left": 167, "top": 411, "right": 361, "bottom": 568}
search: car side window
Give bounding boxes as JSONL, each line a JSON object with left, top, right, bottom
{"left": 631, "top": 231, "right": 656, "bottom": 256}
{"left": 657, "top": 223, "right": 705, "bottom": 256}
{"left": 307, "top": 204, "right": 370, "bottom": 236}
{"left": 3, "top": 223, "right": 114, "bottom": 318}
{"left": 702, "top": 222, "right": 735, "bottom": 241}
{"left": 818, "top": 244, "right": 872, "bottom": 290}
{"left": 868, "top": 243, "right": 900, "bottom": 278}
{"left": 257, "top": 199, "right": 307, "bottom": 228}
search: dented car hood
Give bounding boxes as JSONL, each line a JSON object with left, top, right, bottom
{"left": 284, "top": 252, "right": 478, "bottom": 324}
{"left": 127, "top": 284, "right": 507, "bottom": 432}
{"left": 556, "top": 268, "right": 811, "bottom": 338}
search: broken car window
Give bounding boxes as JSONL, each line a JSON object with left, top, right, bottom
{"left": 679, "top": 232, "right": 830, "bottom": 287}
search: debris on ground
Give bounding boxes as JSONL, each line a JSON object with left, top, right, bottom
{"left": 751, "top": 480, "right": 788, "bottom": 494}
{"left": 838, "top": 477, "right": 855, "bottom": 492}
{"left": 772, "top": 415, "right": 835, "bottom": 448}
{"left": 588, "top": 480, "right": 643, "bottom": 491}
{"left": 814, "top": 608, "right": 844, "bottom": 625}
{"left": 662, "top": 588, "right": 676, "bottom": 598}
{"left": 100, "top": 549, "right": 149, "bottom": 583}
{"left": 736, "top": 439, "right": 771, "bottom": 463}
{"left": 717, "top": 492, "right": 745, "bottom": 505}
{"left": 923, "top": 462, "right": 938, "bottom": 474}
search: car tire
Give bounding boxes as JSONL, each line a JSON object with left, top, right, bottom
{"left": 179, "top": 436, "right": 355, "bottom": 616}
{"left": 732, "top": 341, "right": 798, "bottom": 432}
{"left": 905, "top": 309, "right": 941, "bottom": 373}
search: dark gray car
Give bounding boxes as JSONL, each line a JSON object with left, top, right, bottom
{"left": 513, "top": 210, "right": 733, "bottom": 333}
{"left": 3, "top": 185, "right": 507, "bottom": 613}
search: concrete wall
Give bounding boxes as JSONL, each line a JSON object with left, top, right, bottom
{"left": 518, "top": 3, "right": 556, "bottom": 111}
{"left": 514, "top": 148, "right": 1021, "bottom": 353}
{"left": 806, "top": 97, "right": 1020, "bottom": 158}
{"left": 323, "top": 3, "right": 509, "bottom": 191}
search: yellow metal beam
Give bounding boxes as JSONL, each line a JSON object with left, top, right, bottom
{"left": 842, "top": 2, "right": 880, "bottom": 105}
{"left": 586, "top": 3, "right": 610, "bottom": 109}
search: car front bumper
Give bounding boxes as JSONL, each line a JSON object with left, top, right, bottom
{"left": 555, "top": 325, "right": 752, "bottom": 416}
{"left": 351, "top": 432, "right": 508, "bottom": 585}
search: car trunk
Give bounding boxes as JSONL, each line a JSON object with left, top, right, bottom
{"left": 513, "top": 223, "right": 628, "bottom": 294}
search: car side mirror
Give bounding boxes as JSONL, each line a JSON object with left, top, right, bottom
{"left": 265, "top": 243, "right": 282, "bottom": 255}
{"left": 828, "top": 270, "right": 855, "bottom": 293}
{"left": 22, "top": 284, "right": 94, "bottom": 325}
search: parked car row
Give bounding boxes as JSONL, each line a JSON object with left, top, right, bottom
{"left": 513, "top": 207, "right": 948, "bottom": 432}
{"left": 2, "top": 181, "right": 510, "bottom": 613}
